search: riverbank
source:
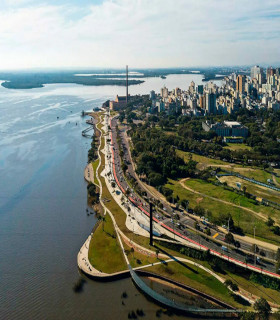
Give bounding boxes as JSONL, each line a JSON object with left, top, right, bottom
{"left": 79, "top": 110, "right": 280, "bottom": 313}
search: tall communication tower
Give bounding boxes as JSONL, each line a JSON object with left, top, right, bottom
{"left": 126, "top": 65, "right": 128, "bottom": 104}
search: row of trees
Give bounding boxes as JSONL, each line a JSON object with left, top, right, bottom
{"left": 130, "top": 125, "right": 197, "bottom": 187}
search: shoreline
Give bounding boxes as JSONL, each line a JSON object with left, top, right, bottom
{"left": 77, "top": 109, "right": 280, "bottom": 312}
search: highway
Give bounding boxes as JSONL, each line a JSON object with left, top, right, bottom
{"left": 107, "top": 114, "right": 279, "bottom": 278}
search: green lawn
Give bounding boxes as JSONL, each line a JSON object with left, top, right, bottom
{"left": 123, "top": 242, "right": 158, "bottom": 268}
{"left": 219, "top": 269, "right": 280, "bottom": 304}
{"left": 91, "top": 159, "right": 100, "bottom": 186}
{"left": 177, "top": 149, "right": 276, "bottom": 184}
{"left": 166, "top": 179, "right": 280, "bottom": 244}
{"left": 231, "top": 167, "right": 274, "bottom": 184}
{"left": 88, "top": 214, "right": 127, "bottom": 274}
{"left": 185, "top": 178, "right": 279, "bottom": 221}
{"left": 224, "top": 143, "right": 252, "bottom": 151}
{"left": 219, "top": 176, "right": 280, "bottom": 205}
{"left": 153, "top": 241, "right": 280, "bottom": 306}
{"left": 177, "top": 150, "right": 229, "bottom": 168}
{"left": 145, "top": 262, "right": 246, "bottom": 309}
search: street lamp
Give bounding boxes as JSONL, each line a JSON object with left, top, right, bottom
{"left": 254, "top": 226, "right": 256, "bottom": 265}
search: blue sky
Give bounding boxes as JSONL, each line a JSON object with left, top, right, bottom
{"left": 0, "top": 0, "right": 280, "bottom": 69}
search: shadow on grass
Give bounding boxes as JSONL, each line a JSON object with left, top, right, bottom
{"left": 154, "top": 244, "right": 198, "bottom": 274}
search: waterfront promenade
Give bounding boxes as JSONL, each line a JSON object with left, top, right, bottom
{"left": 78, "top": 111, "right": 280, "bottom": 312}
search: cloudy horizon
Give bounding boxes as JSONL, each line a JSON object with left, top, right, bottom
{"left": 1, "top": 0, "right": 280, "bottom": 70}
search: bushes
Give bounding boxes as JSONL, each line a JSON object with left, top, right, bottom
{"left": 250, "top": 273, "right": 280, "bottom": 291}
{"left": 224, "top": 279, "right": 239, "bottom": 291}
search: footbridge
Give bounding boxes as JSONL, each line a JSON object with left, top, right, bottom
{"left": 129, "top": 265, "right": 242, "bottom": 316}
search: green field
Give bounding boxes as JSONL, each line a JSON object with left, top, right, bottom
{"left": 166, "top": 179, "right": 280, "bottom": 244}
{"left": 91, "top": 159, "right": 100, "bottom": 186}
{"left": 88, "top": 214, "right": 127, "bottom": 274}
{"left": 177, "top": 150, "right": 229, "bottom": 168}
{"left": 154, "top": 241, "right": 280, "bottom": 306}
{"left": 219, "top": 176, "right": 280, "bottom": 205}
{"left": 230, "top": 167, "right": 273, "bottom": 184}
{"left": 177, "top": 150, "right": 276, "bottom": 184}
{"left": 224, "top": 143, "right": 252, "bottom": 151}
{"left": 185, "top": 178, "right": 279, "bottom": 222}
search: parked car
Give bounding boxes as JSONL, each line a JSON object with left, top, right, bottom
{"left": 221, "top": 246, "right": 229, "bottom": 252}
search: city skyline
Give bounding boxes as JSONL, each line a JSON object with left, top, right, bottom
{"left": 0, "top": 0, "right": 280, "bottom": 70}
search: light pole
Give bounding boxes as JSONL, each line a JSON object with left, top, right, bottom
{"left": 254, "top": 226, "right": 256, "bottom": 265}
{"left": 149, "top": 203, "right": 153, "bottom": 246}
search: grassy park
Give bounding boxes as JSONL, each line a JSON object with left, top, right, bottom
{"left": 218, "top": 176, "right": 280, "bottom": 204}
{"left": 153, "top": 241, "right": 280, "bottom": 306}
{"left": 166, "top": 179, "right": 280, "bottom": 244}
{"left": 88, "top": 214, "right": 127, "bottom": 273}
{"left": 87, "top": 112, "right": 280, "bottom": 309}
{"left": 184, "top": 178, "right": 280, "bottom": 222}
{"left": 177, "top": 150, "right": 277, "bottom": 184}
{"left": 224, "top": 143, "right": 252, "bottom": 151}
{"left": 91, "top": 158, "right": 100, "bottom": 186}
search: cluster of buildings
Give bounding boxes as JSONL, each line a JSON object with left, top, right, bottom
{"left": 202, "top": 120, "right": 248, "bottom": 142}
{"left": 148, "top": 66, "right": 280, "bottom": 117}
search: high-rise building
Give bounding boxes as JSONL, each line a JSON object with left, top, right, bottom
{"left": 160, "top": 86, "right": 168, "bottom": 98}
{"left": 175, "top": 87, "right": 181, "bottom": 97}
{"left": 189, "top": 81, "right": 195, "bottom": 93}
{"left": 250, "top": 65, "right": 264, "bottom": 80}
{"left": 267, "top": 67, "right": 276, "bottom": 79}
{"left": 199, "top": 95, "right": 204, "bottom": 109}
{"left": 197, "top": 85, "right": 203, "bottom": 95}
{"left": 150, "top": 90, "right": 156, "bottom": 100}
{"left": 236, "top": 75, "right": 246, "bottom": 93}
{"left": 205, "top": 92, "right": 216, "bottom": 114}
{"left": 257, "top": 73, "right": 265, "bottom": 85}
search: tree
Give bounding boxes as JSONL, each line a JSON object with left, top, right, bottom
{"left": 111, "top": 181, "right": 116, "bottom": 188}
{"left": 194, "top": 221, "right": 200, "bottom": 230}
{"left": 148, "top": 172, "right": 165, "bottom": 187}
{"left": 193, "top": 205, "right": 205, "bottom": 217}
{"left": 180, "top": 199, "right": 189, "bottom": 210}
{"left": 121, "top": 163, "right": 128, "bottom": 172}
{"left": 130, "top": 247, "right": 135, "bottom": 258}
{"left": 203, "top": 249, "right": 211, "bottom": 260}
{"left": 98, "top": 215, "right": 106, "bottom": 231}
{"left": 240, "top": 311, "right": 256, "bottom": 320}
{"left": 266, "top": 217, "right": 275, "bottom": 227}
{"left": 225, "top": 232, "right": 235, "bottom": 244}
{"left": 274, "top": 226, "right": 280, "bottom": 235}
{"left": 253, "top": 297, "right": 271, "bottom": 320}
{"left": 87, "top": 182, "right": 96, "bottom": 196}
{"left": 205, "top": 228, "right": 211, "bottom": 236}
{"left": 276, "top": 261, "right": 280, "bottom": 274}
{"left": 234, "top": 240, "right": 241, "bottom": 248}
{"left": 276, "top": 248, "right": 280, "bottom": 262}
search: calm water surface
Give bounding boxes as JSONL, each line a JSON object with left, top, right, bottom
{"left": 0, "top": 74, "right": 216, "bottom": 320}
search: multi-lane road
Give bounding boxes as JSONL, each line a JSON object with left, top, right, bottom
{"left": 107, "top": 114, "right": 279, "bottom": 278}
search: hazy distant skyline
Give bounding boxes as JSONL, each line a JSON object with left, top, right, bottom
{"left": 1, "top": 0, "right": 280, "bottom": 70}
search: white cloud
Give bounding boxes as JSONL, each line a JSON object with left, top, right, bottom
{"left": 0, "top": 0, "right": 279, "bottom": 69}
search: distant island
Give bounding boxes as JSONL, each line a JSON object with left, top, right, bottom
{"left": 0, "top": 73, "right": 144, "bottom": 89}
{"left": 0, "top": 67, "right": 248, "bottom": 89}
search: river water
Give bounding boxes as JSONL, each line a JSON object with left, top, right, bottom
{"left": 0, "top": 74, "right": 220, "bottom": 320}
